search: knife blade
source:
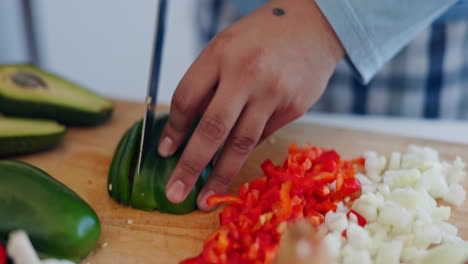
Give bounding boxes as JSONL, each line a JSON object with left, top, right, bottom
{"left": 136, "top": 0, "right": 168, "bottom": 174}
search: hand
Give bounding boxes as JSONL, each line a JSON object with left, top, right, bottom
{"left": 159, "top": 0, "right": 344, "bottom": 210}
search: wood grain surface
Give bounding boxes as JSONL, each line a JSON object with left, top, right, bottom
{"left": 13, "top": 100, "right": 468, "bottom": 263}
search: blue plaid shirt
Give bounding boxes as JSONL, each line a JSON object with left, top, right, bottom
{"left": 196, "top": 0, "right": 468, "bottom": 119}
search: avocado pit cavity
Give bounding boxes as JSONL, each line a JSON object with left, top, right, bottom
{"left": 12, "top": 71, "right": 48, "bottom": 89}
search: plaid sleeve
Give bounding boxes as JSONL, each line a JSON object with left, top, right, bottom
{"left": 196, "top": 0, "right": 242, "bottom": 44}
{"left": 315, "top": 0, "right": 457, "bottom": 84}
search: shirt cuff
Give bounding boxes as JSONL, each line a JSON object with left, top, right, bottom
{"left": 315, "top": 0, "right": 455, "bottom": 84}
{"left": 315, "top": 0, "right": 381, "bottom": 84}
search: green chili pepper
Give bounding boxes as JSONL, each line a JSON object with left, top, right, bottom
{"left": 108, "top": 114, "right": 211, "bottom": 215}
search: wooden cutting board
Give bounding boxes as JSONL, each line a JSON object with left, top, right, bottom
{"left": 14, "top": 100, "right": 468, "bottom": 264}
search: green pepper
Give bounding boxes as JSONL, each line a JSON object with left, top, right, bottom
{"left": 108, "top": 114, "right": 211, "bottom": 215}
{"left": 108, "top": 120, "right": 142, "bottom": 206}
{"left": 0, "top": 160, "right": 100, "bottom": 262}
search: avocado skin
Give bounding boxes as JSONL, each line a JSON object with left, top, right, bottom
{"left": 0, "top": 117, "right": 66, "bottom": 157}
{"left": 0, "top": 132, "right": 65, "bottom": 157}
{"left": 108, "top": 114, "right": 211, "bottom": 215}
{"left": 0, "top": 96, "right": 113, "bottom": 126}
{"left": 0, "top": 64, "right": 113, "bottom": 126}
{"left": 0, "top": 160, "right": 101, "bottom": 261}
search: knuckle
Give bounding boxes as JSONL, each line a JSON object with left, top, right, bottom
{"left": 199, "top": 114, "right": 226, "bottom": 142}
{"left": 241, "top": 48, "right": 268, "bottom": 77}
{"left": 268, "top": 80, "right": 284, "bottom": 98}
{"left": 207, "top": 32, "right": 234, "bottom": 56}
{"left": 171, "top": 90, "right": 192, "bottom": 114}
{"left": 230, "top": 135, "right": 256, "bottom": 155}
{"left": 167, "top": 116, "right": 188, "bottom": 134}
{"left": 179, "top": 158, "right": 204, "bottom": 177}
{"left": 211, "top": 172, "right": 233, "bottom": 188}
{"left": 289, "top": 103, "right": 308, "bottom": 119}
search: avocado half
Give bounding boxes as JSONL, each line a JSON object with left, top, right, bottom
{"left": 0, "top": 64, "right": 113, "bottom": 125}
{"left": 0, "top": 115, "right": 66, "bottom": 157}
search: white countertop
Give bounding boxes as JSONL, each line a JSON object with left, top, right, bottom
{"left": 299, "top": 113, "right": 468, "bottom": 145}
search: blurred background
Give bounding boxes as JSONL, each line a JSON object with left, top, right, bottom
{"left": 0, "top": 0, "right": 198, "bottom": 103}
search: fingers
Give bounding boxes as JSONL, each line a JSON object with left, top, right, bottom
{"left": 197, "top": 101, "right": 276, "bottom": 211}
{"left": 158, "top": 50, "right": 219, "bottom": 158}
{"left": 165, "top": 83, "right": 247, "bottom": 204}
{"left": 194, "top": 103, "right": 301, "bottom": 211}
{"left": 258, "top": 104, "right": 307, "bottom": 145}
{"left": 257, "top": 113, "right": 289, "bottom": 145}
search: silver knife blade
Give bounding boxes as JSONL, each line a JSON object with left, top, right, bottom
{"left": 136, "top": 0, "right": 168, "bottom": 174}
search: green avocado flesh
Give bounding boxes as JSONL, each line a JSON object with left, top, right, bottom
{"left": 0, "top": 160, "right": 101, "bottom": 261}
{"left": 0, "top": 64, "right": 113, "bottom": 125}
{"left": 0, "top": 116, "right": 66, "bottom": 157}
{"left": 108, "top": 114, "right": 210, "bottom": 215}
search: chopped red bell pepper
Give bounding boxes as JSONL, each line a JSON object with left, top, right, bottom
{"left": 219, "top": 205, "right": 239, "bottom": 225}
{"left": 238, "top": 183, "right": 250, "bottom": 199}
{"left": 347, "top": 210, "right": 367, "bottom": 227}
{"left": 250, "top": 177, "right": 267, "bottom": 193}
{"left": 342, "top": 229, "right": 347, "bottom": 238}
{"left": 341, "top": 177, "right": 362, "bottom": 198}
{"left": 0, "top": 243, "right": 6, "bottom": 264}
{"left": 336, "top": 171, "right": 344, "bottom": 192}
{"left": 341, "top": 210, "right": 367, "bottom": 239}
{"left": 207, "top": 194, "right": 243, "bottom": 207}
{"left": 316, "top": 184, "right": 331, "bottom": 198}
{"left": 352, "top": 157, "right": 366, "bottom": 166}
{"left": 181, "top": 143, "right": 364, "bottom": 264}
{"left": 272, "top": 181, "right": 292, "bottom": 221}
{"left": 315, "top": 199, "right": 337, "bottom": 214}
{"left": 309, "top": 172, "right": 336, "bottom": 184}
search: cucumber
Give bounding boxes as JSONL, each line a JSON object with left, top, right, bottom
{"left": 0, "top": 160, "right": 101, "bottom": 261}
{"left": 0, "top": 116, "right": 66, "bottom": 157}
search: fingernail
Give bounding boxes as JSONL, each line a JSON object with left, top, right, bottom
{"left": 198, "top": 190, "right": 215, "bottom": 211}
{"left": 158, "top": 136, "right": 173, "bottom": 157}
{"left": 166, "top": 180, "right": 186, "bottom": 203}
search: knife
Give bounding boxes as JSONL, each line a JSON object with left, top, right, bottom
{"left": 136, "top": 0, "right": 168, "bottom": 174}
